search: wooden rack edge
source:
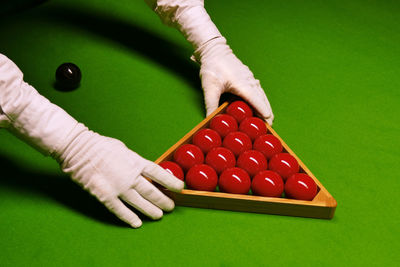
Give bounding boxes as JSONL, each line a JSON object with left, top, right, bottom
{"left": 154, "top": 102, "right": 337, "bottom": 219}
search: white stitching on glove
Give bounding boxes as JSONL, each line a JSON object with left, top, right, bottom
{"left": 0, "top": 54, "right": 184, "bottom": 228}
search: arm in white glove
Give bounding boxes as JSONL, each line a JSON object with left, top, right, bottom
{"left": 0, "top": 54, "right": 184, "bottom": 228}
{"left": 145, "top": 0, "right": 274, "bottom": 124}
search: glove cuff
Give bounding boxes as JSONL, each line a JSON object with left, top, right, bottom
{"left": 192, "top": 36, "right": 230, "bottom": 64}
{"left": 174, "top": 5, "right": 222, "bottom": 50}
{"left": 149, "top": 1, "right": 222, "bottom": 50}
{"left": 0, "top": 54, "right": 86, "bottom": 157}
{"left": 5, "top": 85, "right": 87, "bottom": 157}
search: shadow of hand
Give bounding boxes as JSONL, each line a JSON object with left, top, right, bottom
{"left": 40, "top": 4, "right": 202, "bottom": 90}
{"left": 0, "top": 155, "right": 127, "bottom": 227}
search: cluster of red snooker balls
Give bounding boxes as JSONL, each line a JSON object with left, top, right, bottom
{"left": 159, "top": 101, "right": 318, "bottom": 201}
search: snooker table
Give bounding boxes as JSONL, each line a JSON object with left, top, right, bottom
{"left": 1, "top": 0, "right": 399, "bottom": 266}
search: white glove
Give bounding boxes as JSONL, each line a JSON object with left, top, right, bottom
{"left": 58, "top": 129, "right": 184, "bottom": 228}
{"left": 146, "top": 0, "right": 274, "bottom": 124}
{"left": 193, "top": 37, "right": 274, "bottom": 124}
{"left": 0, "top": 54, "right": 184, "bottom": 228}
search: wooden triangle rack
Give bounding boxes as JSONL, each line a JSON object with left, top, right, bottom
{"left": 155, "top": 102, "right": 337, "bottom": 219}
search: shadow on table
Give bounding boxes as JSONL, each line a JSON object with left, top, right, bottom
{"left": 0, "top": 0, "right": 48, "bottom": 17}
{"left": 1, "top": 3, "right": 200, "bottom": 227}
{"left": 40, "top": 3, "right": 203, "bottom": 97}
{"left": 0, "top": 154, "right": 156, "bottom": 227}
{"left": 1, "top": 1, "right": 206, "bottom": 110}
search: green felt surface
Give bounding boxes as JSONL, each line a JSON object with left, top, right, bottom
{"left": 1, "top": 0, "right": 400, "bottom": 266}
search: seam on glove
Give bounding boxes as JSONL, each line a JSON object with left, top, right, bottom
{"left": 193, "top": 36, "right": 225, "bottom": 63}
{"left": 51, "top": 122, "right": 86, "bottom": 161}
{"left": 190, "top": 36, "right": 223, "bottom": 64}
{"left": 172, "top": 3, "right": 203, "bottom": 25}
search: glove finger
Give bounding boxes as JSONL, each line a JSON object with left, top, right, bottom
{"left": 120, "top": 189, "right": 163, "bottom": 220}
{"left": 135, "top": 176, "right": 175, "bottom": 212}
{"left": 103, "top": 198, "right": 142, "bottom": 228}
{"left": 205, "top": 89, "right": 222, "bottom": 117}
{"left": 231, "top": 84, "right": 274, "bottom": 125}
{"left": 143, "top": 162, "right": 184, "bottom": 193}
{"left": 266, "top": 116, "right": 274, "bottom": 126}
{"left": 257, "top": 92, "right": 274, "bottom": 125}
{"left": 247, "top": 95, "right": 271, "bottom": 121}
{"left": 264, "top": 104, "right": 274, "bottom": 126}
{"left": 201, "top": 71, "right": 223, "bottom": 116}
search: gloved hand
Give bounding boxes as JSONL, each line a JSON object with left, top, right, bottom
{"left": 58, "top": 128, "right": 184, "bottom": 228}
{"left": 193, "top": 37, "right": 274, "bottom": 124}
{"left": 0, "top": 54, "right": 184, "bottom": 228}
{"left": 146, "top": 0, "right": 274, "bottom": 124}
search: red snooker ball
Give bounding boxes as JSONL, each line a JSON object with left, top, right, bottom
{"left": 210, "top": 114, "right": 238, "bottom": 138}
{"left": 285, "top": 173, "right": 318, "bottom": 200}
{"left": 219, "top": 167, "right": 251, "bottom": 194}
{"left": 239, "top": 117, "right": 267, "bottom": 141}
{"left": 251, "top": 170, "right": 284, "bottom": 197}
{"left": 173, "top": 144, "right": 204, "bottom": 171}
{"left": 222, "top": 131, "right": 252, "bottom": 157}
{"left": 186, "top": 164, "right": 218, "bottom": 191}
{"left": 237, "top": 150, "right": 268, "bottom": 177}
{"left": 253, "top": 134, "right": 283, "bottom": 159}
{"left": 205, "top": 147, "right": 236, "bottom": 174}
{"left": 268, "top": 153, "right": 299, "bottom": 180}
{"left": 226, "top": 101, "right": 253, "bottom": 123}
{"left": 193, "top": 128, "right": 222, "bottom": 154}
{"left": 159, "top": 161, "right": 184, "bottom": 181}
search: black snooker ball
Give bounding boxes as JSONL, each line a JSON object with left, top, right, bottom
{"left": 55, "top": 63, "right": 81, "bottom": 90}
